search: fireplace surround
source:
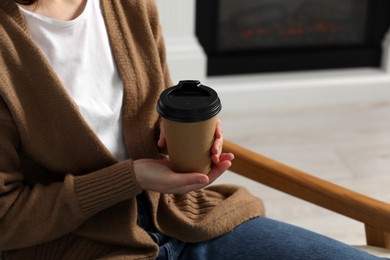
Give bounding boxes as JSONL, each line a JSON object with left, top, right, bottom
{"left": 196, "top": 0, "right": 390, "bottom": 76}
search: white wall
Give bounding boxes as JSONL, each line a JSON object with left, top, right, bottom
{"left": 155, "top": 0, "right": 206, "bottom": 84}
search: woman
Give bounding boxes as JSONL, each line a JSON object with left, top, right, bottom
{"left": 0, "top": 0, "right": 386, "bottom": 259}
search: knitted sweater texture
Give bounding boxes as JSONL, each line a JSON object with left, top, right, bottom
{"left": 0, "top": 0, "right": 264, "bottom": 259}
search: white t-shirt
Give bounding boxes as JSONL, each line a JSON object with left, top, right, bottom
{"left": 19, "top": 0, "right": 128, "bottom": 161}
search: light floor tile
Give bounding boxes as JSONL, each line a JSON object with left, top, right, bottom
{"left": 215, "top": 82, "right": 390, "bottom": 246}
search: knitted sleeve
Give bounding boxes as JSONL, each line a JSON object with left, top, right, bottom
{"left": 0, "top": 0, "right": 166, "bottom": 251}
{"left": 0, "top": 99, "right": 142, "bottom": 250}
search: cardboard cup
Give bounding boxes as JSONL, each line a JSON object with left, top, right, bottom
{"left": 157, "top": 80, "right": 221, "bottom": 175}
{"left": 162, "top": 116, "right": 217, "bottom": 175}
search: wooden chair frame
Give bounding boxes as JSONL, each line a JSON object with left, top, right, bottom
{"left": 223, "top": 140, "right": 390, "bottom": 249}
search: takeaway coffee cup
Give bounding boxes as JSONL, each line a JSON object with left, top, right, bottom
{"left": 157, "top": 80, "right": 222, "bottom": 174}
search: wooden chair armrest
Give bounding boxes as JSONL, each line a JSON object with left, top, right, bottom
{"left": 223, "top": 140, "right": 390, "bottom": 248}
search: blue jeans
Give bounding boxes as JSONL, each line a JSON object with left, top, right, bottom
{"left": 137, "top": 193, "right": 386, "bottom": 260}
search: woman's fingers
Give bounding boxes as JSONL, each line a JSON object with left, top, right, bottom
{"left": 208, "top": 153, "right": 234, "bottom": 183}
{"left": 211, "top": 119, "right": 223, "bottom": 164}
{"left": 134, "top": 156, "right": 234, "bottom": 194}
{"left": 134, "top": 159, "right": 208, "bottom": 194}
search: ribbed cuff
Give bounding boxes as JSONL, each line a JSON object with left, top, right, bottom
{"left": 73, "top": 160, "right": 142, "bottom": 217}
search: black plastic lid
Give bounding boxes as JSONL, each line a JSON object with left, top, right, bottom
{"left": 157, "top": 80, "right": 222, "bottom": 122}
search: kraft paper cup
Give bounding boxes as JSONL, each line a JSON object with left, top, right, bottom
{"left": 157, "top": 80, "right": 222, "bottom": 175}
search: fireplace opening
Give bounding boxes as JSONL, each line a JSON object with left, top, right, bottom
{"left": 196, "top": 0, "right": 390, "bottom": 76}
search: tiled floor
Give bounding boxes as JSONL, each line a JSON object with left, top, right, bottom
{"left": 205, "top": 71, "right": 390, "bottom": 246}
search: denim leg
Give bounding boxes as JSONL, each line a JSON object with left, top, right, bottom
{"left": 178, "top": 217, "right": 387, "bottom": 260}
{"left": 137, "top": 193, "right": 387, "bottom": 260}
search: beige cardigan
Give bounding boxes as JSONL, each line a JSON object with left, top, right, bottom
{"left": 0, "top": 0, "right": 264, "bottom": 259}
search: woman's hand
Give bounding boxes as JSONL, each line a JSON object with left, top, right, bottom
{"left": 134, "top": 153, "right": 233, "bottom": 194}
{"left": 134, "top": 118, "right": 234, "bottom": 194}
{"left": 211, "top": 118, "right": 225, "bottom": 165}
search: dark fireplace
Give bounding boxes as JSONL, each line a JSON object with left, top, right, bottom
{"left": 196, "top": 0, "right": 390, "bottom": 76}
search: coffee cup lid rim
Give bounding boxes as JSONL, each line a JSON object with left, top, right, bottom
{"left": 157, "top": 80, "right": 221, "bottom": 122}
